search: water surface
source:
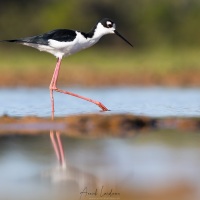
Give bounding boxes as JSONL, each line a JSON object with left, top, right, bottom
{"left": 1, "top": 87, "right": 200, "bottom": 199}
{"left": 0, "top": 133, "right": 200, "bottom": 200}
{"left": 1, "top": 87, "right": 200, "bottom": 117}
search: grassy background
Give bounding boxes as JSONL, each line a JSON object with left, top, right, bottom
{"left": 0, "top": 1, "right": 200, "bottom": 87}
{"left": 0, "top": 44, "right": 200, "bottom": 87}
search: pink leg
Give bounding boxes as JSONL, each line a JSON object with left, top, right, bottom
{"left": 49, "top": 57, "right": 108, "bottom": 167}
{"left": 49, "top": 57, "right": 109, "bottom": 118}
{"left": 49, "top": 59, "right": 65, "bottom": 166}
{"left": 49, "top": 58, "right": 62, "bottom": 119}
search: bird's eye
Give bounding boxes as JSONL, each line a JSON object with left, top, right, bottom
{"left": 107, "top": 22, "right": 113, "bottom": 28}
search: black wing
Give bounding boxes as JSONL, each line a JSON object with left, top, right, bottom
{"left": 2, "top": 29, "right": 77, "bottom": 45}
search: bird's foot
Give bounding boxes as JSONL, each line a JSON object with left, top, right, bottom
{"left": 97, "top": 102, "right": 110, "bottom": 111}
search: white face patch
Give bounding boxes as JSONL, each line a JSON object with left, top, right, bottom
{"left": 93, "top": 23, "right": 115, "bottom": 39}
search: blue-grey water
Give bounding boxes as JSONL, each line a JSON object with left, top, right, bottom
{"left": 1, "top": 134, "right": 200, "bottom": 200}
{"left": 0, "top": 87, "right": 200, "bottom": 117}
{"left": 1, "top": 87, "right": 200, "bottom": 199}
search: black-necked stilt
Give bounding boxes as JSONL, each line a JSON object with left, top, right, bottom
{"left": 1, "top": 18, "right": 133, "bottom": 118}
{"left": 1, "top": 18, "right": 132, "bottom": 167}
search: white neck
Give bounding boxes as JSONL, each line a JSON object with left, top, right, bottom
{"left": 92, "top": 23, "right": 112, "bottom": 40}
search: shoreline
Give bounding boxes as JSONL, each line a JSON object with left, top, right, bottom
{"left": 0, "top": 114, "right": 199, "bottom": 135}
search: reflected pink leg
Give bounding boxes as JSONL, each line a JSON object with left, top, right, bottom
{"left": 56, "top": 131, "right": 66, "bottom": 167}
{"left": 50, "top": 130, "right": 66, "bottom": 167}
{"left": 50, "top": 130, "right": 61, "bottom": 162}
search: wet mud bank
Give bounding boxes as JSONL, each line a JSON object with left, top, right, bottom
{"left": 0, "top": 114, "right": 200, "bottom": 135}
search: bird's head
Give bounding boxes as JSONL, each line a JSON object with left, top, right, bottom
{"left": 96, "top": 18, "right": 133, "bottom": 47}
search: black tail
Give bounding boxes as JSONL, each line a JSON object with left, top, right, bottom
{"left": 0, "top": 39, "right": 22, "bottom": 43}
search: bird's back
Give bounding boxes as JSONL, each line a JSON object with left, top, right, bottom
{"left": 2, "top": 29, "right": 99, "bottom": 58}
{"left": 4, "top": 29, "right": 77, "bottom": 45}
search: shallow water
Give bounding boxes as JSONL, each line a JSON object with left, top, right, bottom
{"left": 1, "top": 86, "right": 200, "bottom": 200}
{"left": 0, "top": 87, "right": 200, "bottom": 117}
{"left": 1, "top": 133, "right": 200, "bottom": 200}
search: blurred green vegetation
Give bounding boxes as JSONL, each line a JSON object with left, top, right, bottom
{"left": 0, "top": 0, "right": 200, "bottom": 47}
{"left": 1, "top": 46, "right": 200, "bottom": 85}
{"left": 0, "top": 0, "right": 200, "bottom": 86}
{"left": 1, "top": 46, "right": 200, "bottom": 74}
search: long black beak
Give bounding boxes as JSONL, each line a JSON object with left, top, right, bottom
{"left": 114, "top": 30, "right": 133, "bottom": 47}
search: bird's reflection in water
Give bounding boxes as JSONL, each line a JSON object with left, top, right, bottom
{"left": 45, "top": 130, "right": 100, "bottom": 191}
{"left": 42, "top": 131, "right": 120, "bottom": 200}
